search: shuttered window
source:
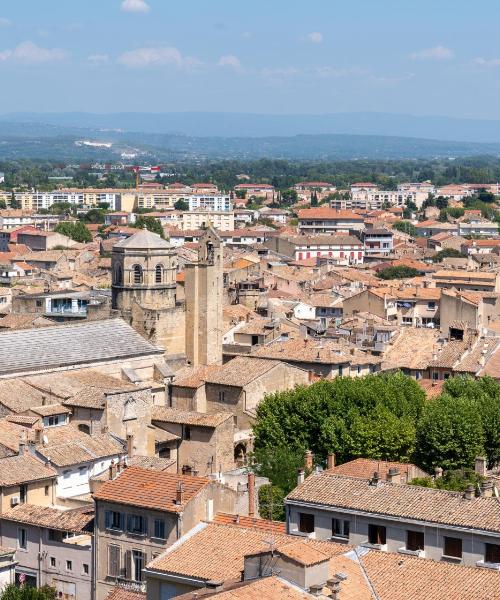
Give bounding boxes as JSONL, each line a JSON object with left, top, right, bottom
{"left": 485, "top": 543, "right": 500, "bottom": 564}
{"left": 127, "top": 514, "right": 148, "bottom": 536}
{"left": 108, "top": 545, "right": 120, "bottom": 577}
{"left": 406, "top": 530, "right": 424, "bottom": 551}
{"left": 368, "top": 524, "right": 386, "bottom": 545}
{"left": 298, "top": 513, "right": 314, "bottom": 534}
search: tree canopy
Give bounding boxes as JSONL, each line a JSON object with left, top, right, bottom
{"left": 377, "top": 265, "right": 421, "bottom": 280}
{"left": 174, "top": 198, "right": 189, "bottom": 211}
{"left": 132, "top": 215, "right": 165, "bottom": 238}
{"left": 54, "top": 221, "right": 92, "bottom": 243}
{"left": 391, "top": 221, "right": 417, "bottom": 237}
{"left": 432, "top": 248, "right": 465, "bottom": 262}
{"left": 1, "top": 585, "right": 56, "bottom": 600}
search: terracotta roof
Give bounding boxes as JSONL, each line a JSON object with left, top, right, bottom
{"left": 327, "top": 458, "right": 426, "bottom": 482}
{"left": 360, "top": 549, "right": 500, "bottom": 600}
{"left": 147, "top": 521, "right": 348, "bottom": 581}
{"left": 106, "top": 589, "right": 146, "bottom": 600}
{"left": 273, "top": 540, "right": 329, "bottom": 566}
{"left": 212, "top": 513, "right": 286, "bottom": 534}
{"left": 2, "top": 504, "right": 93, "bottom": 534}
{"left": 152, "top": 407, "right": 233, "bottom": 428}
{"left": 0, "top": 379, "right": 56, "bottom": 413}
{"left": 297, "top": 208, "right": 362, "bottom": 220}
{"left": 172, "top": 365, "right": 221, "bottom": 389}
{"left": 287, "top": 472, "right": 500, "bottom": 534}
{"left": 204, "top": 357, "right": 286, "bottom": 387}
{"left": 29, "top": 403, "right": 71, "bottom": 417}
{"left": 416, "top": 378, "right": 445, "bottom": 398}
{"left": 0, "top": 454, "right": 57, "bottom": 486}
{"left": 93, "top": 466, "right": 210, "bottom": 513}
{"left": 382, "top": 328, "right": 439, "bottom": 370}
{"left": 204, "top": 577, "right": 312, "bottom": 599}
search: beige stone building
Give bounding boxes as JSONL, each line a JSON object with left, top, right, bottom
{"left": 111, "top": 229, "right": 185, "bottom": 354}
{"left": 185, "top": 227, "right": 223, "bottom": 367}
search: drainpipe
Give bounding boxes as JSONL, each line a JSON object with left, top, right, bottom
{"left": 38, "top": 526, "right": 42, "bottom": 588}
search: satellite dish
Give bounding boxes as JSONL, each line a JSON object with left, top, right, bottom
{"left": 42, "top": 435, "right": 49, "bottom": 446}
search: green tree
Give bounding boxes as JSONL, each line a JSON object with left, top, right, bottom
{"left": 310, "top": 191, "right": 319, "bottom": 207}
{"left": 391, "top": 221, "right": 417, "bottom": 237}
{"left": 174, "top": 199, "right": 189, "bottom": 211}
{"left": 435, "top": 196, "right": 449, "bottom": 210}
{"left": 54, "top": 221, "right": 92, "bottom": 243}
{"left": 377, "top": 265, "right": 421, "bottom": 280}
{"left": 433, "top": 248, "right": 464, "bottom": 262}
{"left": 410, "top": 468, "right": 484, "bottom": 492}
{"left": 1, "top": 584, "right": 57, "bottom": 600}
{"left": 0, "top": 200, "right": 6, "bottom": 209}
{"left": 281, "top": 189, "right": 298, "bottom": 206}
{"left": 415, "top": 394, "right": 485, "bottom": 472}
{"left": 132, "top": 215, "right": 165, "bottom": 238}
{"left": 258, "top": 484, "right": 286, "bottom": 521}
{"left": 82, "top": 208, "right": 106, "bottom": 224}
{"left": 9, "top": 192, "right": 21, "bottom": 209}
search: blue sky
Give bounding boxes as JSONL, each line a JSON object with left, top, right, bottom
{"left": 1, "top": 0, "right": 500, "bottom": 117}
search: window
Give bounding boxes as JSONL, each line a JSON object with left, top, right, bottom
{"left": 332, "top": 518, "right": 350, "bottom": 539}
{"left": 48, "top": 529, "right": 63, "bottom": 543}
{"left": 133, "top": 265, "right": 143, "bottom": 284}
{"left": 83, "top": 563, "right": 89, "bottom": 575}
{"left": 183, "top": 425, "right": 191, "bottom": 441}
{"left": 105, "top": 510, "right": 123, "bottom": 531}
{"left": 218, "top": 391, "right": 226, "bottom": 402}
{"left": 368, "top": 524, "right": 386, "bottom": 546}
{"left": 485, "top": 543, "right": 500, "bottom": 564}
{"left": 159, "top": 448, "right": 171, "bottom": 459}
{"left": 154, "top": 519, "right": 166, "bottom": 540}
{"left": 155, "top": 264, "right": 163, "bottom": 284}
{"left": 298, "top": 512, "right": 315, "bottom": 534}
{"left": 19, "top": 484, "right": 27, "bottom": 504}
{"left": 108, "top": 544, "right": 120, "bottom": 577}
{"left": 432, "top": 371, "right": 439, "bottom": 381}
{"left": 78, "top": 424, "right": 90, "bottom": 434}
{"left": 18, "top": 527, "right": 27, "bottom": 550}
{"left": 50, "top": 557, "right": 56, "bottom": 568}
{"left": 443, "top": 536, "right": 462, "bottom": 559}
{"left": 427, "top": 301, "right": 436, "bottom": 310}
{"left": 66, "top": 560, "right": 73, "bottom": 571}
{"left": 36, "top": 299, "right": 43, "bottom": 308}
{"left": 127, "top": 514, "right": 147, "bottom": 536}
{"left": 406, "top": 530, "right": 424, "bottom": 552}
{"left": 132, "top": 550, "right": 146, "bottom": 582}
{"left": 45, "top": 485, "right": 49, "bottom": 496}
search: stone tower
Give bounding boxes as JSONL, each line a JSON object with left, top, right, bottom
{"left": 185, "top": 225, "right": 223, "bottom": 366}
{"left": 111, "top": 228, "right": 185, "bottom": 353}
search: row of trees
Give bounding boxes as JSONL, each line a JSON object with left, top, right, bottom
{"left": 253, "top": 374, "right": 500, "bottom": 519}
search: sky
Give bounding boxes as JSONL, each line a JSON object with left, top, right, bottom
{"left": 1, "top": 0, "right": 500, "bottom": 118}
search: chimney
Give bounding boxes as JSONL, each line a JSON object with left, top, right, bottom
{"left": 304, "top": 450, "right": 313, "bottom": 471}
{"left": 434, "top": 466, "right": 443, "bottom": 479}
{"left": 34, "top": 426, "right": 43, "bottom": 445}
{"left": 387, "top": 467, "right": 401, "bottom": 484}
{"left": 308, "top": 584, "right": 323, "bottom": 597}
{"left": 108, "top": 460, "right": 116, "bottom": 480}
{"left": 370, "top": 471, "right": 381, "bottom": 486}
{"left": 126, "top": 434, "right": 134, "bottom": 458}
{"left": 297, "top": 469, "right": 305, "bottom": 486}
{"left": 327, "top": 453, "right": 336, "bottom": 470}
{"left": 176, "top": 481, "right": 184, "bottom": 505}
{"left": 474, "top": 456, "right": 487, "bottom": 477}
{"left": 464, "top": 484, "right": 475, "bottom": 500}
{"left": 480, "top": 480, "right": 493, "bottom": 499}
{"left": 247, "top": 471, "right": 255, "bottom": 518}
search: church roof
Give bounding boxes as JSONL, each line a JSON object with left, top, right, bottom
{"left": 114, "top": 228, "right": 171, "bottom": 250}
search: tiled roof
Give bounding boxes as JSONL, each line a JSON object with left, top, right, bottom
{"left": 327, "top": 458, "right": 426, "bottom": 482}
{"left": 286, "top": 472, "right": 500, "bottom": 534}
{"left": 273, "top": 541, "right": 329, "bottom": 566}
{"left": 382, "top": 328, "right": 439, "bottom": 370}
{"left": 105, "top": 588, "right": 146, "bottom": 600}
{"left": 0, "top": 314, "right": 56, "bottom": 330}
{"left": 147, "top": 521, "right": 348, "bottom": 581}
{"left": 29, "top": 403, "right": 71, "bottom": 417}
{"left": 297, "top": 208, "right": 363, "bottom": 220}
{"left": 172, "top": 365, "right": 221, "bottom": 389}
{"left": 0, "top": 379, "right": 54, "bottom": 413}
{"left": 36, "top": 428, "right": 124, "bottom": 467}
{"left": 204, "top": 577, "right": 312, "bottom": 600}
{"left": 93, "top": 466, "right": 210, "bottom": 513}
{"left": 0, "top": 454, "right": 57, "bottom": 486}
{"left": 212, "top": 513, "right": 286, "bottom": 534}
{"left": 2, "top": 504, "right": 94, "bottom": 534}
{"left": 203, "top": 357, "right": 283, "bottom": 387}
{"left": 0, "top": 319, "right": 163, "bottom": 376}
{"left": 360, "top": 548, "right": 500, "bottom": 600}
{"left": 152, "top": 407, "right": 232, "bottom": 428}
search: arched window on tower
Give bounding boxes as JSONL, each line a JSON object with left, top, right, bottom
{"left": 133, "top": 264, "right": 143, "bottom": 284}
{"left": 155, "top": 264, "right": 163, "bottom": 284}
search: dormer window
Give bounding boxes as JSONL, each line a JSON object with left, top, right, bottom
{"left": 133, "top": 265, "right": 143, "bottom": 284}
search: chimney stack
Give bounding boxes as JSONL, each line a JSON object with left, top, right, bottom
{"left": 370, "top": 471, "right": 381, "bottom": 486}
{"left": 434, "top": 466, "right": 443, "bottom": 479}
{"left": 108, "top": 460, "right": 116, "bottom": 480}
{"left": 247, "top": 471, "right": 255, "bottom": 518}
{"left": 464, "top": 484, "right": 475, "bottom": 500}
{"left": 387, "top": 467, "right": 400, "bottom": 484}
{"left": 480, "top": 480, "right": 493, "bottom": 499}
{"left": 474, "top": 456, "right": 487, "bottom": 477}
{"left": 126, "top": 434, "right": 134, "bottom": 458}
{"left": 327, "top": 453, "right": 336, "bottom": 470}
{"left": 304, "top": 450, "right": 313, "bottom": 471}
{"left": 176, "top": 482, "right": 184, "bottom": 505}
{"left": 297, "top": 469, "right": 305, "bottom": 486}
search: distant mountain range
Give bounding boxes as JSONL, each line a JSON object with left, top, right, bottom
{"left": 1, "top": 112, "right": 500, "bottom": 161}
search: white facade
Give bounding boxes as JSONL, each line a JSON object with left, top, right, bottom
{"left": 350, "top": 190, "right": 417, "bottom": 210}
{"left": 188, "top": 195, "right": 232, "bottom": 212}
{"left": 56, "top": 456, "right": 122, "bottom": 499}
{"left": 295, "top": 241, "right": 364, "bottom": 264}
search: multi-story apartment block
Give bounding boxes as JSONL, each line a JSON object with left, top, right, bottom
{"left": 350, "top": 189, "right": 417, "bottom": 210}
{"left": 297, "top": 208, "right": 364, "bottom": 234}
{"left": 187, "top": 195, "right": 232, "bottom": 212}
{"left": 361, "top": 228, "right": 394, "bottom": 257}
{"left": 286, "top": 470, "right": 500, "bottom": 568}
{"left": 181, "top": 211, "right": 234, "bottom": 232}
{"left": 266, "top": 234, "right": 364, "bottom": 264}
{"left": 233, "top": 183, "right": 275, "bottom": 201}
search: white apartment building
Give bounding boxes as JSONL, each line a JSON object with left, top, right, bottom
{"left": 181, "top": 211, "right": 235, "bottom": 232}
{"left": 349, "top": 189, "right": 417, "bottom": 210}
{"left": 15, "top": 190, "right": 121, "bottom": 211}
{"left": 188, "top": 194, "right": 232, "bottom": 212}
